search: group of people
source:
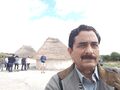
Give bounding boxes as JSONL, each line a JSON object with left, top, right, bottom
{"left": 0, "top": 54, "right": 31, "bottom": 72}
{"left": 45, "top": 24, "right": 120, "bottom": 90}
{"left": 0, "top": 54, "right": 47, "bottom": 73}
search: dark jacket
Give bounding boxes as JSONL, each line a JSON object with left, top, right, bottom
{"left": 45, "top": 63, "right": 114, "bottom": 90}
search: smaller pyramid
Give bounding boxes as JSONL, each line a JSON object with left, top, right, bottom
{"left": 15, "top": 45, "right": 36, "bottom": 58}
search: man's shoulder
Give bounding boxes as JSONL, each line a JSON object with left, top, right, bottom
{"left": 45, "top": 74, "right": 60, "bottom": 90}
{"left": 57, "top": 63, "right": 75, "bottom": 80}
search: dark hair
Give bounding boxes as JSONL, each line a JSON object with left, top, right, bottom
{"left": 68, "top": 24, "right": 101, "bottom": 48}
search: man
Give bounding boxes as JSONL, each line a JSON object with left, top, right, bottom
{"left": 26, "top": 56, "right": 31, "bottom": 70}
{"left": 0, "top": 56, "right": 5, "bottom": 71}
{"left": 21, "top": 57, "right": 27, "bottom": 71}
{"left": 14, "top": 56, "right": 19, "bottom": 71}
{"left": 8, "top": 54, "right": 15, "bottom": 72}
{"left": 4, "top": 56, "right": 8, "bottom": 70}
{"left": 40, "top": 55, "right": 47, "bottom": 73}
{"left": 45, "top": 24, "right": 120, "bottom": 90}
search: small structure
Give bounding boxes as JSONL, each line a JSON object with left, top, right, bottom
{"left": 35, "top": 37, "right": 72, "bottom": 70}
{"left": 15, "top": 45, "right": 36, "bottom": 58}
{"left": 15, "top": 45, "right": 37, "bottom": 70}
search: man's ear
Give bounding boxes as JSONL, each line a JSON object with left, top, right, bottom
{"left": 68, "top": 48, "right": 72, "bottom": 54}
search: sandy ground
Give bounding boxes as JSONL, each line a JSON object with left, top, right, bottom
{"left": 0, "top": 70, "right": 60, "bottom": 90}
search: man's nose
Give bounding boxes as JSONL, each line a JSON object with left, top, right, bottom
{"left": 84, "top": 45, "right": 93, "bottom": 54}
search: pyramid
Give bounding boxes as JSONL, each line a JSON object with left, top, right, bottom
{"left": 15, "top": 45, "right": 36, "bottom": 58}
{"left": 35, "top": 37, "right": 71, "bottom": 60}
{"left": 36, "top": 37, "right": 72, "bottom": 70}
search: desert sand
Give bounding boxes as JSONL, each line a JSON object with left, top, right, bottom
{"left": 0, "top": 70, "right": 59, "bottom": 90}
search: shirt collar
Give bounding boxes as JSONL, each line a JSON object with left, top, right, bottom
{"left": 75, "top": 65, "right": 99, "bottom": 83}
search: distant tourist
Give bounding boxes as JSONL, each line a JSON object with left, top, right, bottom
{"left": 8, "top": 54, "right": 16, "bottom": 72}
{"left": 40, "top": 55, "right": 47, "bottom": 73}
{"left": 14, "top": 56, "right": 19, "bottom": 71}
{"left": 26, "top": 56, "right": 31, "bottom": 70}
{"left": 0, "top": 56, "right": 5, "bottom": 71}
{"left": 21, "top": 57, "right": 27, "bottom": 71}
{"left": 4, "top": 56, "right": 8, "bottom": 70}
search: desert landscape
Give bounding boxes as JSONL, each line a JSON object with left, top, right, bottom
{"left": 0, "top": 70, "right": 60, "bottom": 90}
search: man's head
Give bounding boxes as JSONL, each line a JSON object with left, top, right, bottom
{"left": 68, "top": 24, "right": 101, "bottom": 71}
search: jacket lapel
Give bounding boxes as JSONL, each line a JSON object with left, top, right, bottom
{"left": 62, "top": 67, "right": 84, "bottom": 90}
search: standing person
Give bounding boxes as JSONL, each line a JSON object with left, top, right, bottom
{"left": 45, "top": 24, "right": 120, "bottom": 90}
{"left": 21, "top": 57, "right": 27, "bottom": 71}
{"left": 4, "top": 56, "right": 8, "bottom": 71}
{"left": 40, "top": 55, "right": 47, "bottom": 73}
{"left": 8, "top": 54, "right": 15, "bottom": 72}
{"left": 0, "top": 56, "right": 5, "bottom": 71}
{"left": 14, "top": 56, "right": 19, "bottom": 71}
{"left": 26, "top": 56, "right": 31, "bottom": 70}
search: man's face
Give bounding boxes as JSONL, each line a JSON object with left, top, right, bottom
{"left": 68, "top": 31, "right": 99, "bottom": 70}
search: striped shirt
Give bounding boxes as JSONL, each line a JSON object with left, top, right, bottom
{"left": 76, "top": 66, "right": 99, "bottom": 90}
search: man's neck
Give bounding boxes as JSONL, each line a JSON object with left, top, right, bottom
{"left": 78, "top": 67, "right": 95, "bottom": 80}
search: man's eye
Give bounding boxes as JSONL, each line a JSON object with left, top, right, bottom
{"left": 91, "top": 43, "right": 98, "bottom": 48}
{"left": 79, "top": 43, "right": 87, "bottom": 48}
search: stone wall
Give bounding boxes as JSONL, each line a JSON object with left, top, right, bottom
{"left": 36, "top": 59, "right": 73, "bottom": 70}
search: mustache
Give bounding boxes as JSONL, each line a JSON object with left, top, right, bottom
{"left": 81, "top": 55, "right": 96, "bottom": 60}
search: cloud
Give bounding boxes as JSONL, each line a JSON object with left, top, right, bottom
{"left": 55, "top": 0, "right": 88, "bottom": 16}
{"left": 29, "top": 0, "right": 48, "bottom": 18}
{"left": 0, "top": 0, "right": 48, "bottom": 53}
{"left": 0, "top": 0, "right": 120, "bottom": 55}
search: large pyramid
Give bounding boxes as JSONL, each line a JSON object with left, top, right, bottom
{"left": 15, "top": 45, "right": 36, "bottom": 58}
{"left": 35, "top": 37, "right": 71, "bottom": 60}
{"left": 36, "top": 37, "right": 72, "bottom": 70}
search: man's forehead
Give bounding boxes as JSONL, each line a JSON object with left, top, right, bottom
{"left": 75, "top": 36, "right": 98, "bottom": 42}
{"left": 74, "top": 38, "right": 99, "bottom": 45}
{"left": 74, "top": 31, "right": 98, "bottom": 42}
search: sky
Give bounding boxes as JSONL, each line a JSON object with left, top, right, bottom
{"left": 0, "top": 0, "right": 120, "bottom": 55}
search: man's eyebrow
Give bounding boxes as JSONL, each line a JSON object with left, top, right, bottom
{"left": 78, "top": 41, "right": 98, "bottom": 44}
{"left": 78, "top": 42, "right": 88, "bottom": 44}
{"left": 91, "top": 41, "right": 98, "bottom": 43}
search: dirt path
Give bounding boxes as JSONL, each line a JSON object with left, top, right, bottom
{"left": 0, "top": 70, "right": 59, "bottom": 90}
